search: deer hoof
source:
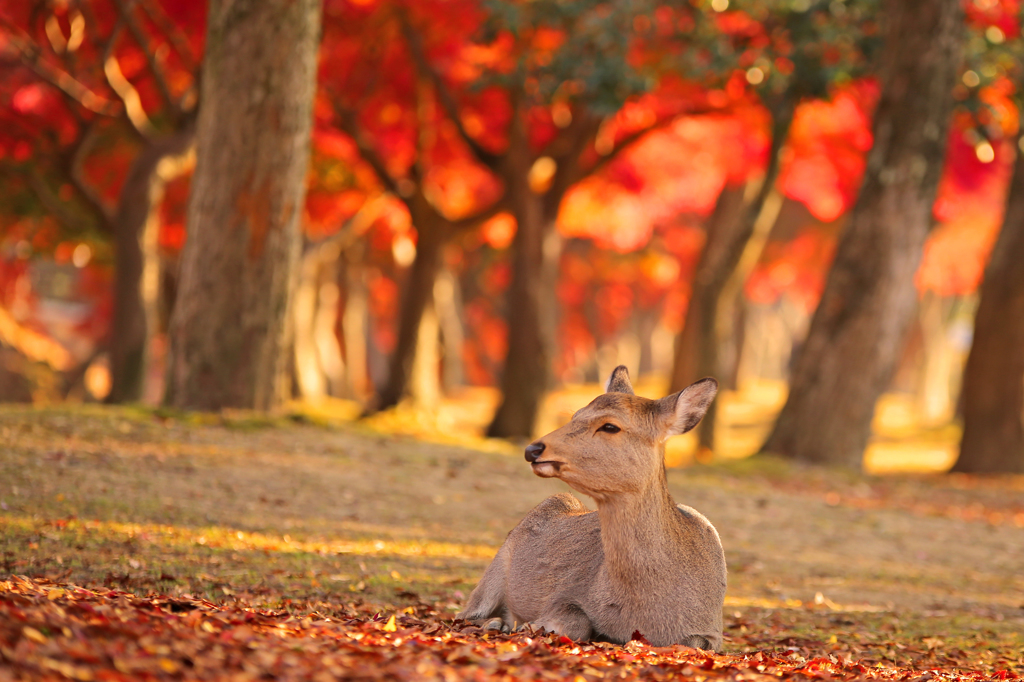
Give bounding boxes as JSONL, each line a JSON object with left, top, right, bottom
{"left": 483, "top": 618, "right": 504, "bottom": 632}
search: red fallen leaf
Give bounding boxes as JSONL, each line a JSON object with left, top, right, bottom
{"left": 630, "top": 630, "right": 652, "bottom": 646}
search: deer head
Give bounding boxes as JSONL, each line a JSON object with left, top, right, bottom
{"left": 525, "top": 366, "right": 718, "bottom": 501}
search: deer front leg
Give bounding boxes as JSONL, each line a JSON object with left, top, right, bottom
{"left": 458, "top": 544, "right": 511, "bottom": 626}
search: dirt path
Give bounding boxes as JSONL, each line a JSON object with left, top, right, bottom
{"left": 1, "top": 405, "right": 1022, "bottom": 676}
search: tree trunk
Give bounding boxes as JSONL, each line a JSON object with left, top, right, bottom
{"left": 761, "top": 0, "right": 963, "bottom": 467}
{"left": 435, "top": 263, "right": 466, "bottom": 393}
{"left": 670, "top": 105, "right": 793, "bottom": 452}
{"left": 106, "top": 129, "right": 193, "bottom": 404}
{"left": 914, "top": 292, "right": 956, "bottom": 424}
{"left": 409, "top": 298, "right": 441, "bottom": 408}
{"left": 294, "top": 250, "right": 327, "bottom": 401}
{"left": 952, "top": 134, "right": 1024, "bottom": 474}
{"left": 342, "top": 244, "right": 370, "bottom": 401}
{"left": 313, "top": 262, "right": 345, "bottom": 397}
{"left": 717, "top": 188, "right": 786, "bottom": 388}
{"left": 166, "top": 0, "right": 321, "bottom": 411}
{"left": 486, "top": 127, "right": 552, "bottom": 439}
{"left": 374, "top": 203, "right": 449, "bottom": 411}
{"left": 636, "top": 304, "right": 660, "bottom": 378}
{"left": 669, "top": 185, "right": 748, "bottom": 393}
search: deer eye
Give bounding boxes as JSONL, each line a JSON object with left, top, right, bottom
{"left": 598, "top": 423, "right": 621, "bottom": 434}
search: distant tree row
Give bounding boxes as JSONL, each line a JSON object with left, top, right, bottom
{"left": 1, "top": 0, "right": 1022, "bottom": 473}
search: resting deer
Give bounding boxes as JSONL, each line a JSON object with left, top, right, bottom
{"left": 459, "top": 366, "right": 726, "bottom": 650}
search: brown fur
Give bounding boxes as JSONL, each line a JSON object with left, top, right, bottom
{"left": 459, "top": 367, "right": 726, "bottom": 650}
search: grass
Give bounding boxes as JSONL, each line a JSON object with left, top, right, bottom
{"left": 1, "top": 398, "right": 1023, "bottom": 674}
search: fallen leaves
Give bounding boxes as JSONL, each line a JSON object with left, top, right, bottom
{"left": 2, "top": 576, "right": 1021, "bottom": 682}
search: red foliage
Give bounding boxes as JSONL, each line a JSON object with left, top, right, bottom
{"left": 4, "top": 0, "right": 1024, "bottom": 388}
{"left": 780, "top": 83, "right": 878, "bottom": 222}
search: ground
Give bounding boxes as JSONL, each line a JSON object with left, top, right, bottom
{"left": 1, "top": 393, "right": 1022, "bottom": 681}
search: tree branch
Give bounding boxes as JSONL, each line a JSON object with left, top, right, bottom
{"left": 574, "top": 100, "right": 733, "bottom": 187}
{"left": 66, "top": 122, "right": 116, "bottom": 230}
{"left": 334, "top": 105, "right": 409, "bottom": 206}
{"left": 112, "top": 0, "right": 181, "bottom": 119}
{"left": 399, "top": 15, "right": 504, "bottom": 172}
{"left": 103, "top": 54, "right": 157, "bottom": 138}
{"left": 98, "top": 17, "right": 156, "bottom": 140}
{"left": 305, "top": 193, "right": 391, "bottom": 263}
{"left": 412, "top": 74, "right": 433, "bottom": 184}
{"left": 139, "top": 0, "right": 199, "bottom": 74}
{"left": 543, "top": 108, "right": 602, "bottom": 214}
{"left": 0, "top": 18, "right": 120, "bottom": 117}
{"left": 579, "top": 113, "right": 680, "bottom": 182}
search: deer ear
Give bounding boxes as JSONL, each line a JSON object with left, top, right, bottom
{"left": 604, "top": 365, "right": 635, "bottom": 395}
{"left": 659, "top": 377, "right": 718, "bottom": 438}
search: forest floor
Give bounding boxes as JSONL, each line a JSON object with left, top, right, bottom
{"left": 1, "top": 392, "right": 1023, "bottom": 681}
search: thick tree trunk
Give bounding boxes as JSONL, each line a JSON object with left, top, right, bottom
{"left": 761, "top": 0, "right": 963, "bottom": 467}
{"left": 486, "top": 133, "right": 552, "bottom": 439}
{"left": 375, "top": 204, "right": 449, "bottom": 411}
{"left": 485, "top": 107, "right": 599, "bottom": 438}
{"left": 166, "top": 0, "right": 321, "bottom": 411}
{"left": 106, "top": 129, "right": 193, "bottom": 404}
{"left": 952, "top": 135, "right": 1024, "bottom": 474}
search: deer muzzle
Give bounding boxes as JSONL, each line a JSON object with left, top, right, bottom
{"left": 525, "top": 442, "right": 546, "bottom": 462}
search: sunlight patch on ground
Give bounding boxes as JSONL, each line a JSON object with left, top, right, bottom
{"left": 863, "top": 443, "right": 957, "bottom": 474}
{"left": 724, "top": 595, "right": 889, "bottom": 613}
{"left": 0, "top": 515, "right": 497, "bottom": 562}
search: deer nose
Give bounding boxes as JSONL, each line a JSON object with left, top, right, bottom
{"left": 525, "top": 442, "right": 546, "bottom": 462}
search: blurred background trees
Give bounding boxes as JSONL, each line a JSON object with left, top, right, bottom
{"left": 0, "top": 0, "right": 202, "bottom": 403}
{"left": 2, "top": 0, "right": 1023, "bottom": 472}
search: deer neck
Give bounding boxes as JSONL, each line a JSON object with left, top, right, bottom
{"left": 595, "top": 476, "right": 678, "bottom": 585}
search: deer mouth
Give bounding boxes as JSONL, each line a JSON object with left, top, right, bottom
{"left": 531, "top": 460, "right": 563, "bottom": 477}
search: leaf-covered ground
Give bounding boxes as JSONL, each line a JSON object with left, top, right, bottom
{"left": 1, "top": 404, "right": 1022, "bottom": 680}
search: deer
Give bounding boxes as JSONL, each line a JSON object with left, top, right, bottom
{"left": 459, "top": 366, "right": 726, "bottom": 650}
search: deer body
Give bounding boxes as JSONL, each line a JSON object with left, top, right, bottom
{"left": 459, "top": 368, "right": 726, "bottom": 649}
